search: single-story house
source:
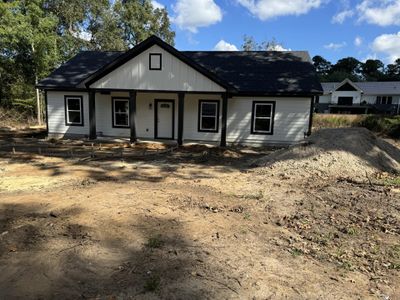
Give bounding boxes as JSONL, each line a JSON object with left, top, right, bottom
{"left": 317, "top": 78, "right": 400, "bottom": 115}
{"left": 37, "top": 35, "right": 322, "bottom": 146}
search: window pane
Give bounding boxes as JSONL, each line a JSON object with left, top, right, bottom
{"left": 68, "top": 111, "right": 81, "bottom": 124}
{"left": 255, "top": 118, "right": 271, "bottom": 132}
{"left": 68, "top": 98, "right": 81, "bottom": 111}
{"left": 115, "top": 100, "right": 128, "bottom": 113}
{"left": 202, "top": 103, "right": 217, "bottom": 116}
{"left": 256, "top": 104, "right": 272, "bottom": 117}
{"left": 115, "top": 113, "right": 128, "bottom": 126}
{"left": 388, "top": 97, "right": 393, "bottom": 104}
{"left": 150, "top": 54, "right": 161, "bottom": 69}
{"left": 201, "top": 116, "right": 216, "bottom": 130}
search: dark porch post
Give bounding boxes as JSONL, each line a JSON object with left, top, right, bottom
{"left": 178, "top": 92, "right": 184, "bottom": 146}
{"left": 129, "top": 90, "right": 137, "bottom": 143}
{"left": 220, "top": 92, "right": 228, "bottom": 147}
{"left": 307, "top": 96, "right": 315, "bottom": 136}
{"left": 89, "top": 90, "right": 96, "bottom": 139}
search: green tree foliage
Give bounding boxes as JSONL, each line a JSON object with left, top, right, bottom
{"left": 361, "top": 59, "right": 384, "bottom": 81}
{"left": 312, "top": 55, "right": 332, "bottom": 78}
{"left": 241, "top": 35, "right": 286, "bottom": 51}
{"left": 311, "top": 55, "right": 400, "bottom": 82}
{"left": 0, "top": 0, "right": 175, "bottom": 121}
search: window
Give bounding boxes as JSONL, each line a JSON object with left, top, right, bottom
{"left": 376, "top": 96, "right": 393, "bottom": 104}
{"left": 65, "top": 96, "right": 83, "bottom": 126}
{"left": 112, "top": 98, "right": 129, "bottom": 128}
{"left": 251, "top": 101, "right": 275, "bottom": 135}
{"left": 338, "top": 97, "right": 353, "bottom": 106}
{"left": 149, "top": 53, "right": 162, "bottom": 70}
{"left": 198, "top": 100, "right": 219, "bottom": 132}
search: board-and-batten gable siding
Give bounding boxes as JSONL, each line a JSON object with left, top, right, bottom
{"left": 47, "top": 91, "right": 89, "bottom": 136}
{"left": 183, "top": 94, "right": 222, "bottom": 142}
{"left": 89, "top": 45, "right": 226, "bottom": 92}
{"left": 96, "top": 92, "right": 178, "bottom": 139}
{"left": 226, "top": 97, "right": 310, "bottom": 144}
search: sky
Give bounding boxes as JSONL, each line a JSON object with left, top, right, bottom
{"left": 150, "top": 0, "right": 400, "bottom": 64}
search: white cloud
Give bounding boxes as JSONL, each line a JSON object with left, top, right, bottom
{"left": 237, "top": 0, "right": 323, "bottom": 21}
{"left": 266, "top": 44, "right": 291, "bottom": 51}
{"left": 372, "top": 32, "right": 400, "bottom": 62}
{"left": 213, "top": 40, "right": 239, "bottom": 51}
{"left": 354, "top": 36, "right": 363, "bottom": 47}
{"left": 172, "top": 0, "right": 222, "bottom": 33}
{"left": 151, "top": 0, "right": 164, "bottom": 10}
{"left": 357, "top": 0, "right": 400, "bottom": 26}
{"left": 332, "top": 9, "right": 354, "bottom": 24}
{"left": 324, "top": 42, "right": 346, "bottom": 51}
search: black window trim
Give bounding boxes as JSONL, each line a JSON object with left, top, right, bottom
{"left": 198, "top": 100, "right": 220, "bottom": 133}
{"left": 149, "top": 53, "right": 162, "bottom": 70}
{"left": 251, "top": 101, "right": 275, "bottom": 135}
{"left": 64, "top": 95, "right": 84, "bottom": 126}
{"left": 112, "top": 97, "right": 130, "bottom": 128}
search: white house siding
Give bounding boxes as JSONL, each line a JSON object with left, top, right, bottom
{"left": 320, "top": 93, "right": 400, "bottom": 105}
{"left": 96, "top": 91, "right": 130, "bottom": 137}
{"left": 95, "top": 92, "right": 178, "bottom": 139}
{"left": 47, "top": 91, "right": 89, "bottom": 136}
{"left": 183, "top": 94, "right": 222, "bottom": 142}
{"left": 89, "top": 45, "right": 225, "bottom": 93}
{"left": 330, "top": 91, "right": 362, "bottom": 104}
{"left": 226, "top": 97, "right": 310, "bottom": 145}
{"left": 361, "top": 95, "right": 400, "bottom": 104}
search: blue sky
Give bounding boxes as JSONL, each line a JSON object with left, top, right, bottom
{"left": 151, "top": 0, "right": 400, "bottom": 64}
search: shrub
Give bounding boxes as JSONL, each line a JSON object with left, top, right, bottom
{"left": 313, "top": 114, "right": 400, "bottom": 139}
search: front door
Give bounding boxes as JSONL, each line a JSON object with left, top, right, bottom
{"left": 155, "top": 100, "right": 174, "bottom": 139}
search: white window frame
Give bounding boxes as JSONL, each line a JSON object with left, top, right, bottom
{"left": 252, "top": 102, "right": 275, "bottom": 135}
{"left": 113, "top": 98, "right": 129, "bottom": 128}
{"left": 65, "top": 96, "right": 83, "bottom": 126}
{"left": 199, "top": 100, "right": 219, "bottom": 132}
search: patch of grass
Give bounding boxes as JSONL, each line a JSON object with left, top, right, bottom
{"left": 144, "top": 276, "right": 160, "bottom": 292}
{"left": 313, "top": 114, "right": 363, "bottom": 129}
{"left": 290, "top": 248, "right": 303, "bottom": 257}
{"left": 313, "top": 114, "right": 400, "bottom": 139}
{"left": 243, "top": 213, "right": 251, "bottom": 220}
{"left": 359, "top": 115, "right": 400, "bottom": 138}
{"left": 145, "top": 235, "right": 164, "bottom": 249}
{"left": 243, "top": 190, "right": 264, "bottom": 201}
{"left": 342, "top": 226, "right": 358, "bottom": 235}
{"left": 380, "top": 176, "right": 400, "bottom": 186}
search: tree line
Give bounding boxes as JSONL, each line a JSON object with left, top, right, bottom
{"left": 312, "top": 55, "right": 400, "bottom": 82}
{"left": 0, "top": 0, "right": 175, "bottom": 123}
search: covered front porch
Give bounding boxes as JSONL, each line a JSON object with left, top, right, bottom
{"left": 86, "top": 90, "right": 229, "bottom": 147}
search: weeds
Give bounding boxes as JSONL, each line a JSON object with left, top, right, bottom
{"left": 144, "top": 276, "right": 160, "bottom": 292}
{"left": 145, "top": 235, "right": 164, "bottom": 249}
{"left": 314, "top": 114, "right": 400, "bottom": 139}
{"left": 290, "top": 248, "right": 303, "bottom": 257}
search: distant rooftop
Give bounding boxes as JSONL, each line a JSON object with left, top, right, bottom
{"left": 322, "top": 81, "right": 400, "bottom": 95}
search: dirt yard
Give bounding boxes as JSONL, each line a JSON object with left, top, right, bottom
{"left": 0, "top": 127, "right": 399, "bottom": 299}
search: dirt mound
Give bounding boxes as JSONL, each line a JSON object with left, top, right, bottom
{"left": 254, "top": 128, "right": 400, "bottom": 179}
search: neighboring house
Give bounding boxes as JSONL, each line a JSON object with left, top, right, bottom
{"left": 37, "top": 35, "right": 322, "bottom": 146}
{"left": 317, "top": 79, "right": 400, "bottom": 115}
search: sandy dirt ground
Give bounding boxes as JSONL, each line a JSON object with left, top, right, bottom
{"left": 0, "top": 128, "right": 399, "bottom": 299}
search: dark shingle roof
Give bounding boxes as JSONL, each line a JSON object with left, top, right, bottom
{"left": 38, "top": 51, "right": 123, "bottom": 88}
{"left": 182, "top": 51, "right": 322, "bottom": 95}
{"left": 38, "top": 43, "right": 322, "bottom": 95}
{"left": 322, "top": 81, "right": 400, "bottom": 95}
